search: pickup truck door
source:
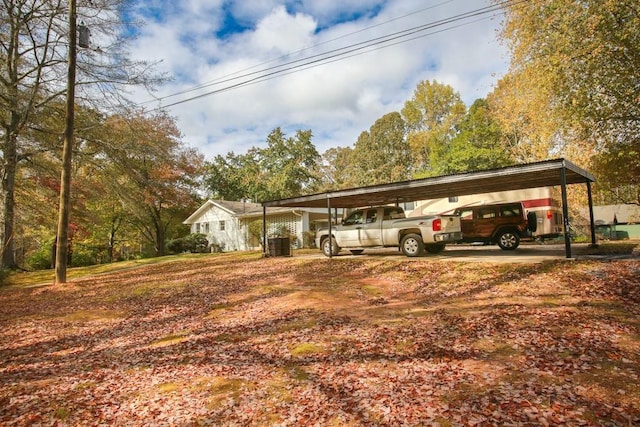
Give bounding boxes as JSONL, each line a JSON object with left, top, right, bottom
{"left": 359, "top": 208, "right": 383, "bottom": 246}
{"left": 337, "top": 210, "right": 364, "bottom": 247}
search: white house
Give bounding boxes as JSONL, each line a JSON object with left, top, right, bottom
{"left": 183, "top": 200, "right": 333, "bottom": 251}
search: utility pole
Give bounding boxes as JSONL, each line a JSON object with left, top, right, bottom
{"left": 55, "top": 0, "right": 78, "bottom": 284}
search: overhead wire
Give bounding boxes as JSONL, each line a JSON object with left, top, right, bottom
{"left": 143, "top": 0, "right": 524, "bottom": 110}
{"left": 138, "top": 0, "right": 458, "bottom": 103}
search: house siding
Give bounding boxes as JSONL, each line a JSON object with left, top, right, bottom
{"left": 189, "top": 207, "right": 241, "bottom": 251}
{"left": 184, "top": 201, "right": 331, "bottom": 252}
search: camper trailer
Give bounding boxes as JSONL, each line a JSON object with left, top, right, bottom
{"left": 410, "top": 187, "right": 563, "bottom": 240}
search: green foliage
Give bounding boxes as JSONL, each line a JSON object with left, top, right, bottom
{"left": 317, "top": 146, "right": 357, "bottom": 190}
{"left": 401, "top": 80, "right": 466, "bottom": 175}
{"left": 248, "top": 220, "right": 264, "bottom": 248}
{"left": 167, "top": 234, "right": 210, "bottom": 254}
{"left": 26, "top": 242, "right": 54, "bottom": 271}
{"left": 70, "top": 245, "right": 99, "bottom": 268}
{"left": 435, "top": 99, "right": 513, "bottom": 175}
{"left": 204, "top": 128, "right": 321, "bottom": 202}
{"left": 349, "top": 112, "right": 412, "bottom": 186}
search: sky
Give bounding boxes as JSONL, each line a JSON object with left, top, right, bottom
{"left": 126, "top": 0, "right": 510, "bottom": 160}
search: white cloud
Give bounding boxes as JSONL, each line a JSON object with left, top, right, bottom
{"left": 128, "top": 0, "right": 509, "bottom": 159}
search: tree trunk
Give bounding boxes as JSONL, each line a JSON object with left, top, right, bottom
{"left": 154, "top": 215, "right": 166, "bottom": 256}
{"left": 1, "top": 132, "right": 18, "bottom": 270}
{"left": 54, "top": 0, "right": 77, "bottom": 284}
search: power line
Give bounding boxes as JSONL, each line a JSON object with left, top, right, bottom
{"left": 145, "top": 0, "right": 523, "bottom": 110}
{"left": 138, "top": 0, "right": 458, "bottom": 104}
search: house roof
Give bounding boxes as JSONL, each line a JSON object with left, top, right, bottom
{"left": 183, "top": 199, "right": 326, "bottom": 224}
{"left": 183, "top": 200, "right": 261, "bottom": 224}
{"left": 214, "top": 200, "right": 264, "bottom": 215}
{"left": 262, "top": 158, "right": 595, "bottom": 209}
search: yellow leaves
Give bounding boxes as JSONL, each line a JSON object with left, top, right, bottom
{"left": 148, "top": 333, "right": 191, "bottom": 348}
{"left": 290, "top": 342, "right": 325, "bottom": 358}
{"left": 60, "top": 309, "right": 124, "bottom": 322}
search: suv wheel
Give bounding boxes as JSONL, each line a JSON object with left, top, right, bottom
{"left": 497, "top": 230, "right": 520, "bottom": 250}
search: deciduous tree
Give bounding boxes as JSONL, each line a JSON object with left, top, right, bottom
{"left": 0, "top": 0, "right": 165, "bottom": 268}
{"left": 316, "top": 146, "right": 357, "bottom": 191}
{"left": 350, "top": 112, "right": 411, "bottom": 186}
{"left": 436, "top": 99, "right": 513, "bottom": 175}
{"left": 401, "top": 80, "right": 466, "bottom": 176}
{"left": 203, "top": 128, "right": 321, "bottom": 202}
{"left": 495, "top": 0, "right": 640, "bottom": 204}
{"left": 96, "top": 111, "right": 204, "bottom": 257}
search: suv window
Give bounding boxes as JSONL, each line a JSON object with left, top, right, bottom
{"left": 458, "top": 208, "right": 474, "bottom": 220}
{"left": 478, "top": 207, "right": 496, "bottom": 219}
{"left": 500, "top": 205, "right": 521, "bottom": 217}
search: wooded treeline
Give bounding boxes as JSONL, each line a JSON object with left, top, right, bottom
{"left": 1, "top": 0, "right": 638, "bottom": 271}
{"left": 1, "top": 0, "right": 203, "bottom": 270}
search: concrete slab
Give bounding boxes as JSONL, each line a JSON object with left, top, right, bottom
{"left": 298, "top": 243, "right": 638, "bottom": 263}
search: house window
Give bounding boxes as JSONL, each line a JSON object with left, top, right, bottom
{"left": 220, "top": 220, "right": 226, "bottom": 231}
{"left": 203, "top": 223, "right": 210, "bottom": 233}
{"left": 449, "top": 196, "right": 459, "bottom": 203}
{"left": 195, "top": 223, "right": 201, "bottom": 233}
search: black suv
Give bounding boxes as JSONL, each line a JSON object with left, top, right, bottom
{"left": 454, "top": 202, "right": 537, "bottom": 250}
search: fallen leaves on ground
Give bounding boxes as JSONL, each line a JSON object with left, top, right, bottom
{"left": 1, "top": 253, "right": 639, "bottom": 426}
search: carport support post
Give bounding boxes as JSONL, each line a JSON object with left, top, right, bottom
{"left": 587, "top": 181, "right": 597, "bottom": 247}
{"left": 327, "top": 197, "right": 332, "bottom": 259}
{"left": 560, "top": 164, "right": 572, "bottom": 258}
{"left": 262, "top": 206, "right": 267, "bottom": 257}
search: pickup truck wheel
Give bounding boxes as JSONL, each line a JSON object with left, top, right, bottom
{"left": 321, "top": 237, "right": 340, "bottom": 257}
{"left": 401, "top": 233, "right": 424, "bottom": 257}
{"left": 497, "top": 230, "right": 520, "bottom": 250}
{"left": 424, "top": 243, "right": 446, "bottom": 254}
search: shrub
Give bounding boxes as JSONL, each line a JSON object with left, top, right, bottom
{"left": 26, "top": 243, "right": 54, "bottom": 270}
{"left": 167, "top": 233, "right": 209, "bottom": 253}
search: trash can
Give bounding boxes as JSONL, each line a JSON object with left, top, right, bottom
{"left": 268, "top": 237, "right": 291, "bottom": 257}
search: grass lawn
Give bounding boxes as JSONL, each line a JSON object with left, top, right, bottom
{"left": 1, "top": 246, "right": 638, "bottom": 425}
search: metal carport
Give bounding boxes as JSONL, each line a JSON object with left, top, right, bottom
{"left": 261, "top": 158, "right": 597, "bottom": 258}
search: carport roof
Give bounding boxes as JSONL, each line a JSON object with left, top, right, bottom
{"left": 262, "top": 158, "right": 595, "bottom": 209}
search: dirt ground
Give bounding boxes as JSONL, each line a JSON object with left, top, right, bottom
{"left": 1, "top": 250, "right": 639, "bottom": 425}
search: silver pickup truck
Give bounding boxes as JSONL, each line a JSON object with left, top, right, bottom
{"left": 315, "top": 206, "right": 462, "bottom": 257}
